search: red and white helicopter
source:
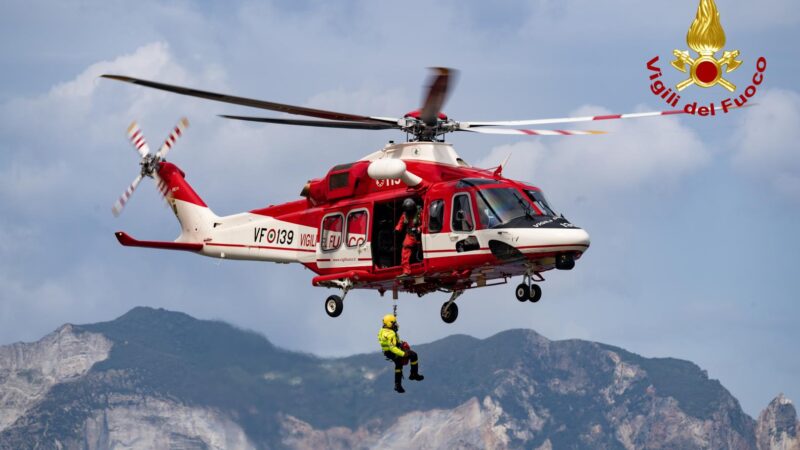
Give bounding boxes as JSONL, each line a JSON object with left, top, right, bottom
{"left": 104, "top": 68, "right": 681, "bottom": 323}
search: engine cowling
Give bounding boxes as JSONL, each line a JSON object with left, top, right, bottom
{"left": 367, "top": 158, "right": 422, "bottom": 187}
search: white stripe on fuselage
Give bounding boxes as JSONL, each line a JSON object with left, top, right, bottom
{"left": 197, "top": 211, "right": 318, "bottom": 263}
{"left": 422, "top": 227, "right": 590, "bottom": 259}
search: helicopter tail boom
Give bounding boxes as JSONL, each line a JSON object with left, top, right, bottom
{"left": 157, "top": 161, "right": 218, "bottom": 244}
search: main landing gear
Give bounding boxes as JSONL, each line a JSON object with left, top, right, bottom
{"left": 515, "top": 272, "right": 543, "bottom": 303}
{"left": 324, "top": 279, "right": 352, "bottom": 318}
{"left": 325, "top": 295, "right": 344, "bottom": 317}
{"left": 440, "top": 290, "right": 463, "bottom": 324}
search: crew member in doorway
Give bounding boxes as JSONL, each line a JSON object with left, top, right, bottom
{"left": 378, "top": 314, "right": 423, "bottom": 393}
{"left": 395, "top": 198, "right": 421, "bottom": 276}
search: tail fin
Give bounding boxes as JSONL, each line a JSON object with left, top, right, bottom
{"left": 157, "top": 161, "right": 217, "bottom": 243}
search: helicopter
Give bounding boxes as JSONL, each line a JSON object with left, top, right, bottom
{"left": 103, "top": 68, "right": 682, "bottom": 323}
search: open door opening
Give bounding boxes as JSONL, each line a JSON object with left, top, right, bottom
{"left": 372, "top": 196, "right": 423, "bottom": 271}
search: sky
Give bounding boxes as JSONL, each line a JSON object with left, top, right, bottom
{"left": 1, "top": 0, "right": 798, "bottom": 417}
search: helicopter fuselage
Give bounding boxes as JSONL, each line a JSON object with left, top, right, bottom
{"left": 121, "top": 141, "right": 590, "bottom": 304}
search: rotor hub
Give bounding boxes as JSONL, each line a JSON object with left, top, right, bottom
{"left": 403, "top": 110, "right": 448, "bottom": 121}
{"left": 397, "top": 114, "right": 457, "bottom": 142}
{"left": 140, "top": 154, "right": 161, "bottom": 178}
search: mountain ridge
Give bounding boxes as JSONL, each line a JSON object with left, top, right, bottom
{"left": 0, "top": 306, "right": 796, "bottom": 449}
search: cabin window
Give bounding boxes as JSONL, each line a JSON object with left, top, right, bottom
{"left": 428, "top": 200, "right": 444, "bottom": 233}
{"left": 321, "top": 214, "right": 343, "bottom": 251}
{"left": 451, "top": 193, "right": 474, "bottom": 232}
{"left": 346, "top": 210, "right": 368, "bottom": 248}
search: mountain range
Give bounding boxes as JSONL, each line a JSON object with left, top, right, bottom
{"left": 0, "top": 307, "right": 797, "bottom": 449}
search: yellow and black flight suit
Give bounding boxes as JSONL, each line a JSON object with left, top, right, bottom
{"left": 378, "top": 314, "right": 423, "bottom": 393}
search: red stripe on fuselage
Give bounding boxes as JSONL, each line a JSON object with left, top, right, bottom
{"left": 423, "top": 243, "right": 588, "bottom": 254}
{"left": 516, "top": 243, "right": 590, "bottom": 250}
{"left": 205, "top": 242, "right": 316, "bottom": 253}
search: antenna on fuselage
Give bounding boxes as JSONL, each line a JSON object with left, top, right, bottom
{"left": 493, "top": 152, "right": 512, "bottom": 177}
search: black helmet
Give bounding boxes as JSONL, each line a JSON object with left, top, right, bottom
{"left": 402, "top": 198, "right": 417, "bottom": 214}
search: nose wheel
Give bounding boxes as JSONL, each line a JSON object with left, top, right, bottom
{"left": 516, "top": 272, "right": 543, "bottom": 303}
{"left": 515, "top": 284, "right": 530, "bottom": 302}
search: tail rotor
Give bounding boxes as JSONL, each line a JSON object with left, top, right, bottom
{"left": 112, "top": 117, "right": 190, "bottom": 217}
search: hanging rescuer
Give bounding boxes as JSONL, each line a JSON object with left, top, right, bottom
{"left": 378, "top": 314, "right": 424, "bottom": 393}
{"left": 395, "top": 198, "right": 421, "bottom": 276}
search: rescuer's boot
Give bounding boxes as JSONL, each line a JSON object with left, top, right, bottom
{"left": 394, "top": 369, "right": 405, "bottom": 393}
{"left": 409, "top": 363, "right": 424, "bottom": 381}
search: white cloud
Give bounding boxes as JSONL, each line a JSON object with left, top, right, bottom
{"left": 51, "top": 42, "right": 180, "bottom": 98}
{"left": 476, "top": 105, "right": 710, "bottom": 202}
{"left": 2, "top": 42, "right": 189, "bottom": 130}
{"left": 732, "top": 89, "right": 800, "bottom": 199}
{"left": 0, "top": 42, "right": 225, "bottom": 218}
{"left": 518, "top": 0, "right": 799, "bottom": 40}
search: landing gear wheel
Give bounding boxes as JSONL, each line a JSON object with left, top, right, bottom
{"left": 440, "top": 302, "right": 459, "bottom": 324}
{"left": 515, "top": 283, "right": 530, "bottom": 302}
{"left": 529, "top": 284, "right": 542, "bottom": 303}
{"left": 325, "top": 295, "right": 343, "bottom": 318}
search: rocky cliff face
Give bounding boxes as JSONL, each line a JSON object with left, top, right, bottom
{"left": 0, "top": 307, "right": 795, "bottom": 450}
{"left": 756, "top": 394, "right": 800, "bottom": 450}
{"left": 0, "top": 324, "right": 111, "bottom": 431}
{"left": 81, "top": 394, "right": 254, "bottom": 450}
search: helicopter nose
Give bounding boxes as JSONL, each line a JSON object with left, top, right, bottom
{"left": 574, "top": 228, "right": 591, "bottom": 248}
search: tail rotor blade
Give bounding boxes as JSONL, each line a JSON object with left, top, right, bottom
{"left": 127, "top": 122, "right": 150, "bottom": 157}
{"left": 112, "top": 173, "right": 144, "bottom": 217}
{"left": 420, "top": 67, "right": 456, "bottom": 126}
{"left": 155, "top": 117, "right": 189, "bottom": 160}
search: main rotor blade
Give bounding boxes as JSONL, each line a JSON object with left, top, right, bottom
{"left": 219, "top": 115, "right": 399, "bottom": 130}
{"left": 459, "top": 128, "right": 606, "bottom": 136}
{"left": 112, "top": 173, "right": 144, "bottom": 217}
{"left": 459, "top": 109, "right": 684, "bottom": 128}
{"left": 101, "top": 75, "right": 395, "bottom": 125}
{"left": 420, "top": 67, "right": 456, "bottom": 126}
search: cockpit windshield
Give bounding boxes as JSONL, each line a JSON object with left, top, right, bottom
{"left": 475, "top": 187, "right": 537, "bottom": 228}
{"left": 525, "top": 189, "right": 558, "bottom": 217}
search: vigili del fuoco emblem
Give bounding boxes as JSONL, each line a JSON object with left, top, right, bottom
{"left": 645, "top": 0, "right": 767, "bottom": 116}
{"left": 671, "top": 0, "right": 742, "bottom": 92}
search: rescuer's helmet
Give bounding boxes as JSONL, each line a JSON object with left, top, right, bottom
{"left": 383, "top": 314, "right": 397, "bottom": 328}
{"left": 402, "top": 198, "right": 417, "bottom": 214}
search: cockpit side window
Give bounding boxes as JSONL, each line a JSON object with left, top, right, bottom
{"left": 451, "top": 193, "right": 474, "bottom": 232}
{"left": 428, "top": 200, "right": 444, "bottom": 233}
{"left": 474, "top": 187, "right": 535, "bottom": 228}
